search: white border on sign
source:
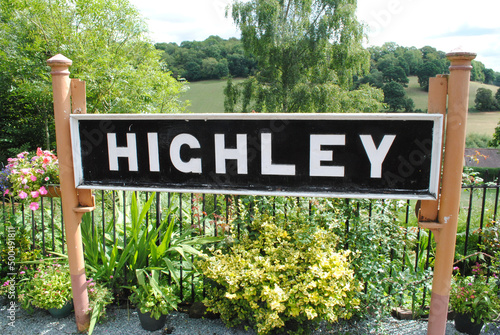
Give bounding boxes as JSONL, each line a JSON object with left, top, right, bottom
{"left": 70, "top": 113, "right": 443, "bottom": 200}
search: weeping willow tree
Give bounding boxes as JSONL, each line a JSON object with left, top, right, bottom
{"left": 224, "top": 0, "right": 384, "bottom": 113}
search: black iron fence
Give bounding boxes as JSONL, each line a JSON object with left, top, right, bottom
{"left": 2, "top": 180, "right": 499, "bottom": 310}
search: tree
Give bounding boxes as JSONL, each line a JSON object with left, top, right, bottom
{"left": 475, "top": 88, "right": 498, "bottom": 111}
{"left": 0, "top": 0, "right": 186, "bottom": 162}
{"left": 357, "top": 69, "right": 384, "bottom": 88}
{"left": 226, "top": 0, "right": 383, "bottom": 113}
{"left": 471, "top": 60, "right": 486, "bottom": 83}
{"left": 417, "top": 62, "right": 441, "bottom": 91}
{"left": 382, "top": 81, "right": 413, "bottom": 112}
{"left": 402, "top": 47, "right": 423, "bottom": 75}
{"left": 484, "top": 68, "right": 495, "bottom": 84}
{"left": 489, "top": 120, "right": 500, "bottom": 148}
{"left": 381, "top": 65, "right": 409, "bottom": 86}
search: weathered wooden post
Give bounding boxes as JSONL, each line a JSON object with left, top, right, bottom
{"left": 47, "top": 54, "right": 91, "bottom": 332}
{"left": 427, "top": 52, "right": 476, "bottom": 334}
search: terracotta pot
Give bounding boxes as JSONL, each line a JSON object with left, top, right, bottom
{"left": 41, "top": 185, "right": 61, "bottom": 198}
{"left": 454, "top": 312, "right": 484, "bottom": 335}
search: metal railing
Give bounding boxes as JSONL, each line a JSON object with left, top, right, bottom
{"left": 2, "top": 180, "right": 499, "bottom": 309}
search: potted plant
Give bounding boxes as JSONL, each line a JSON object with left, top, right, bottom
{"left": 18, "top": 261, "right": 73, "bottom": 317}
{"left": 128, "top": 269, "right": 180, "bottom": 331}
{"left": 86, "top": 278, "right": 114, "bottom": 335}
{"left": 450, "top": 263, "right": 500, "bottom": 335}
{"left": 3, "top": 148, "right": 59, "bottom": 210}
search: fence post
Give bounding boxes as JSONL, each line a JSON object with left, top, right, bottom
{"left": 427, "top": 52, "right": 476, "bottom": 335}
{"left": 47, "top": 54, "right": 90, "bottom": 332}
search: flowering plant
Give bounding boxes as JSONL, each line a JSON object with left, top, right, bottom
{"left": 18, "top": 261, "right": 72, "bottom": 310}
{"left": 86, "top": 278, "right": 113, "bottom": 335}
{"left": 3, "top": 148, "right": 59, "bottom": 210}
{"left": 450, "top": 263, "right": 500, "bottom": 323}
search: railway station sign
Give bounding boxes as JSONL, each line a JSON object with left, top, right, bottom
{"left": 70, "top": 113, "right": 442, "bottom": 199}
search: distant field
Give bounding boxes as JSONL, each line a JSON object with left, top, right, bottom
{"left": 180, "top": 79, "right": 240, "bottom": 114}
{"left": 406, "top": 76, "right": 500, "bottom": 111}
{"left": 180, "top": 77, "right": 500, "bottom": 136}
{"left": 405, "top": 76, "right": 500, "bottom": 136}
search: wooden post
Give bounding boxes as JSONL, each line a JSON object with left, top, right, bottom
{"left": 47, "top": 54, "right": 90, "bottom": 332}
{"left": 419, "top": 75, "right": 448, "bottom": 224}
{"left": 427, "top": 52, "right": 476, "bottom": 335}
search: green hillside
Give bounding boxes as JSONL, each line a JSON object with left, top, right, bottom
{"left": 180, "top": 80, "right": 234, "bottom": 114}
{"left": 180, "top": 77, "right": 500, "bottom": 136}
{"left": 407, "top": 76, "right": 500, "bottom": 111}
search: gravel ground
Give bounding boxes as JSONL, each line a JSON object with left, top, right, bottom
{"left": 1, "top": 303, "right": 500, "bottom": 335}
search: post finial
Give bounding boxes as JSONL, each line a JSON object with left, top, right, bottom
{"left": 47, "top": 54, "right": 72, "bottom": 75}
{"left": 446, "top": 52, "right": 476, "bottom": 71}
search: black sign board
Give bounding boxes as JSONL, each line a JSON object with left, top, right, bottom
{"left": 70, "top": 113, "right": 442, "bottom": 199}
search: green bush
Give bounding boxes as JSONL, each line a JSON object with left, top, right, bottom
{"left": 199, "top": 202, "right": 362, "bottom": 335}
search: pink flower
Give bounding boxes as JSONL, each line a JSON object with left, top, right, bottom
{"left": 3, "top": 189, "right": 8, "bottom": 196}
{"left": 39, "top": 186, "right": 48, "bottom": 195}
{"left": 29, "top": 202, "right": 39, "bottom": 211}
{"left": 31, "top": 191, "right": 40, "bottom": 198}
{"left": 21, "top": 168, "right": 30, "bottom": 175}
{"left": 21, "top": 178, "right": 27, "bottom": 185}
{"left": 20, "top": 271, "right": 25, "bottom": 275}
{"left": 30, "top": 175, "right": 37, "bottom": 182}
{"left": 18, "top": 191, "right": 28, "bottom": 199}
{"left": 44, "top": 177, "right": 50, "bottom": 181}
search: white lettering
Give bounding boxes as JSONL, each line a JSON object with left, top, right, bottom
{"left": 360, "top": 135, "right": 396, "bottom": 178}
{"left": 170, "top": 133, "right": 202, "bottom": 173}
{"left": 107, "top": 133, "right": 138, "bottom": 171}
{"left": 147, "top": 133, "right": 160, "bottom": 172}
{"left": 310, "top": 135, "right": 345, "bottom": 177}
{"left": 215, "top": 134, "right": 248, "bottom": 174}
{"left": 261, "top": 133, "right": 295, "bottom": 176}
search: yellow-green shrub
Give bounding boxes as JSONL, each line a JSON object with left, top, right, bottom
{"left": 199, "top": 204, "right": 362, "bottom": 335}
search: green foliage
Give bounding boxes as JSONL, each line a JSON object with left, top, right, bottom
{"left": 156, "top": 36, "right": 256, "bottom": 81}
{"left": 226, "top": 0, "right": 380, "bottom": 113}
{"left": 200, "top": 200, "right": 362, "bottom": 335}
{"left": 356, "top": 69, "right": 384, "bottom": 88}
{"left": 0, "top": 0, "right": 186, "bottom": 164}
{"left": 471, "top": 60, "right": 486, "bottom": 83}
{"left": 382, "top": 81, "right": 414, "bottom": 112}
{"left": 335, "top": 199, "right": 430, "bottom": 317}
{"left": 466, "top": 133, "right": 492, "bottom": 148}
{"left": 128, "top": 269, "right": 180, "bottom": 320}
{"left": 450, "top": 264, "right": 500, "bottom": 323}
{"left": 86, "top": 278, "right": 114, "bottom": 335}
{"left": 475, "top": 88, "right": 498, "bottom": 111}
{"left": 18, "top": 262, "right": 72, "bottom": 310}
{"left": 416, "top": 61, "right": 441, "bottom": 91}
{"left": 0, "top": 213, "right": 41, "bottom": 278}
{"left": 81, "top": 192, "right": 221, "bottom": 287}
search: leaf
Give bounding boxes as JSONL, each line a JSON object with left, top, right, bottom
{"left": 136, "top": 269, "right": 146, "bottom": 287}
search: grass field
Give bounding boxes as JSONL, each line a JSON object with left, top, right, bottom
{"left": 180, "top": 77, "right": 500, "bottom": 136}
{"left": 180, "top": 79, "right": 233, "bottom": 114}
